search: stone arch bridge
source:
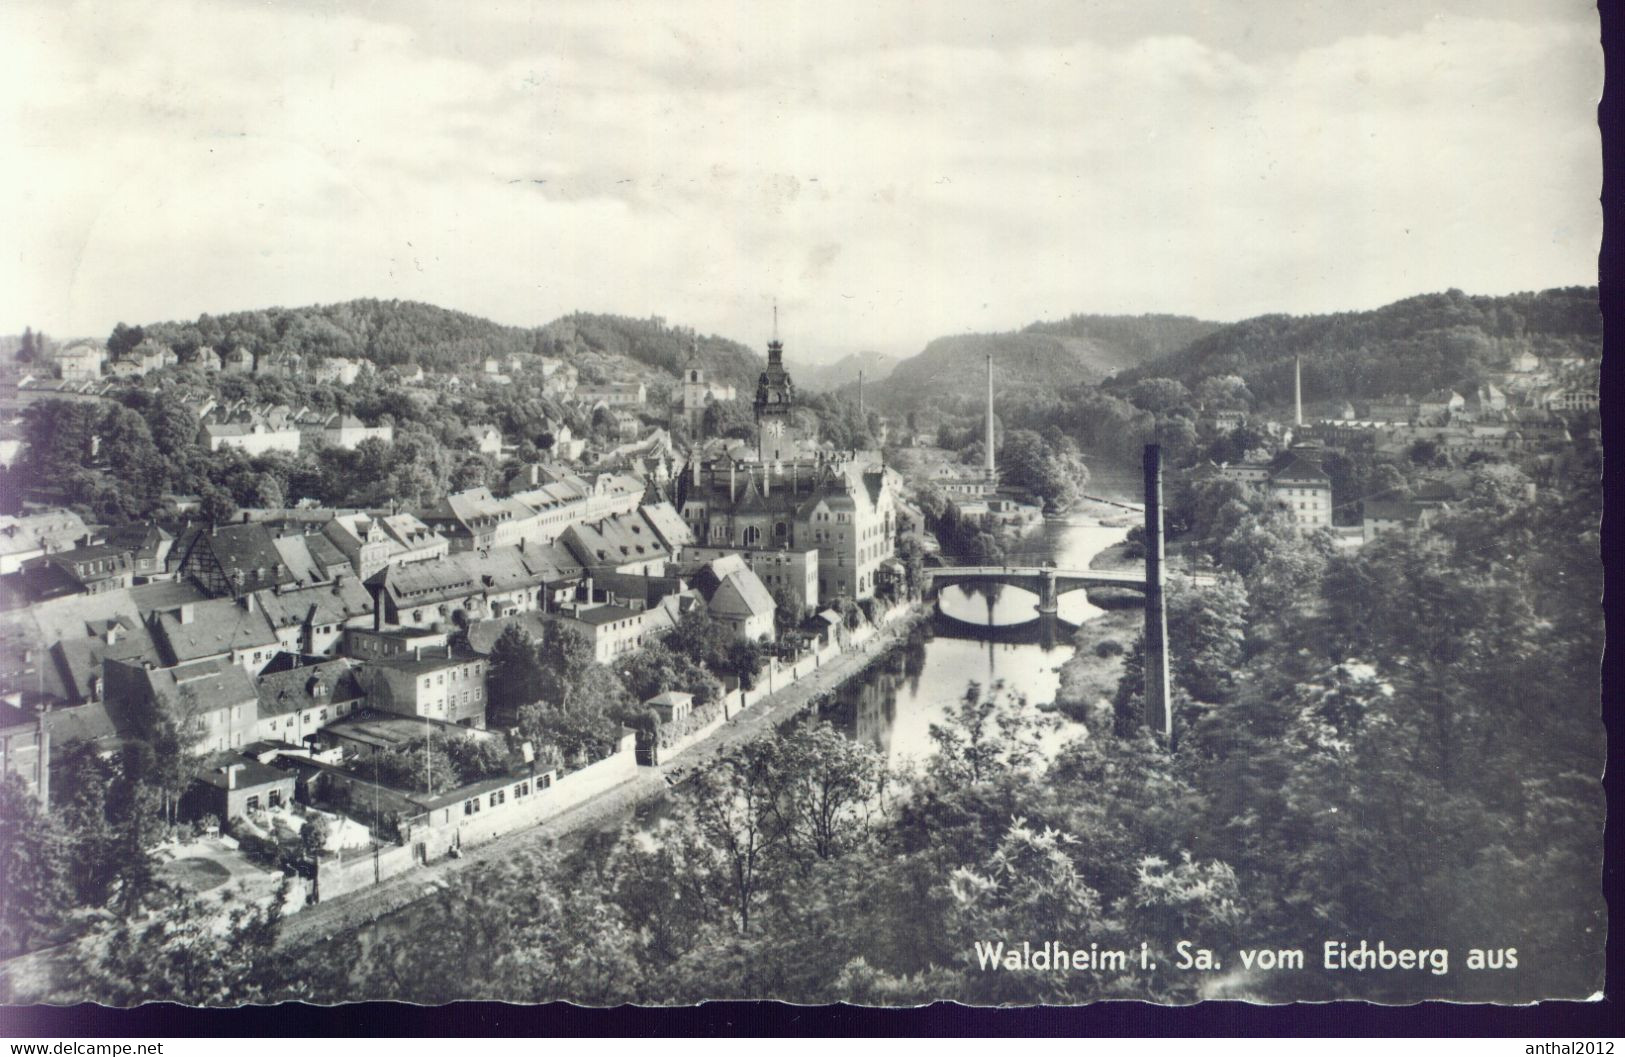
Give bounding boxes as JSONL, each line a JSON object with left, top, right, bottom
{"left": 922, "top": 565, "right": 1150, "bottom": 614}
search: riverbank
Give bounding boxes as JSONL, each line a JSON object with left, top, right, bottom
{"left": 274, "top": 602, "right": 932, "bottom": 951}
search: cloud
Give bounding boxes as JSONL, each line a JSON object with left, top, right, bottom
{"left": 0, "top": 0, "right": 1600, "bottom": 360}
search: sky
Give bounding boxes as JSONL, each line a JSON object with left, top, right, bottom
{"left": 0, "top": 0, "right": 1603, "bottom": 362}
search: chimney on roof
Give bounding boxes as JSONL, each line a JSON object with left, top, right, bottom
{"left": 224, "top": 763, "right": 243, "bottom": 790}
{"left": 413, "top": 644, "right": 421, "bottom": 661}
{"left": 243, "top": 594, "right": 257, "bottom": 614}
{"left": 178, "top": 603, "right": 194, "bottom": 625}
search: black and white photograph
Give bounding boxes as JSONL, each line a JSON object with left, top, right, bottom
{"left": 0, "top": 0, "right": 1606, "bottom": 1014}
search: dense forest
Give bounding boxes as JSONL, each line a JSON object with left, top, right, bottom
{"left": 872, "top": 313, "right": 1219, "bottom": 415}
{"left": 1113, "top": 286, "right": 1602, "bottom": 407}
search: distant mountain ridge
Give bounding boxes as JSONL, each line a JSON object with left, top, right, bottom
{"left": 1112, "top": 286, "right": 1601, "bottom": 407}
{"left": 798, "top": 350, "right": 900, "bottom": 393}
{"left": 871, "top": 313, "right": 1221, "bottom": 412}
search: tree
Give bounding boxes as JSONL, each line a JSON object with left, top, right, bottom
{"left": 199, "top": 484, "right": 237, "bottom": 525}
{"left": 927, "top": 680, "right": 1054, "bottom": 787}
{"left": 62, "top": 880, "right": 294, "bottom": 1005}
{"left": 106, "top": 323, "right": 145, "bottom": 361}
{"left": 0, "top": 774, "right": 70, "bottom": 957}
{"left": 298, "top": 815, "right": 331, "bottom": 860}
{"left": 486, "top": 624, "right": 544, "bottom": 723}
{"left": 770, "top": 585, "right": 804, "bottom": 635}
{"left": 765, "top": 723, "right": 885, "bottom": 866}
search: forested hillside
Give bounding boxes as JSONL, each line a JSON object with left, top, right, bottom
{"left": 113, "top": 300, "right": 538, "bottom": 373}
{"left": 535, "top": 313, "right": 763, "bottom": 390}
{"left": 96, "top": 301, "right": 766, "bottom": 388}
{"left": 1114, "top": 286, "right": 1601, "bottom": 407}
{"left": 872, "top": 314, "right": 1218, "bottom": 413}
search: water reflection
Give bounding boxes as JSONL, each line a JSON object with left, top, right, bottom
{"left": 819, "top": 513, "right": 1131, "bottom": 765}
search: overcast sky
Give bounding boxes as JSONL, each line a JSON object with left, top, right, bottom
{"left": 0, "top": 0, "right": 1602, "bottom": 362}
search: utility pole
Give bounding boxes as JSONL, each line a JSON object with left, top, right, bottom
{"left": 1142, "top": 444, "right": 1172, "bottom": 742}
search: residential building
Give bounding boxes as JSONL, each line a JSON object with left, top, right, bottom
{"left": 1217, "top": 462, "right": 1272, "bottom": 489}
{"left": 467, "top": 425, "right": 503, "bottom": 456}
{"left": 188, "top": 753, "right": 295, "bottom": 820}
{"left": 323, "top": 512, "right": 448, "bottom": 579}
{"left": 200, "top": 417, "right": 302, "bottom": 455}
{"left": 253, "top": 577, "right": 375, "bottom": 657}
{"left": 361, "top": 645, "right": 488, "bottom": 727}
{"left": 683, "top": 545, "right": 818, "bottom": 618}
{"left": 102, "top": 523, "right": 174, "bottom": 582}
{"left": 174, "top": 522, "right": 302, "bottom": 597}
{"left": 56, "top": 341, "right": 106, "bottom": 383}
{"left": 103, "top": 656, "right": 259, "bottom": 754}
{"left": 366, "top": 543, "right": 581, "bottom": 630}
{"left": 148, "top": 596, "right": 280, "bottom": 674}
{"left": 319, "top": 415, "right": 394, "bottom": 450}
{"left": 552, "top": 601, "right": 671, "bottom": 665}
{"left": 1361, "top": 500, "right": 1439, "bottom": 543}
{"left": 1269, "top": 450, "right": 1334, "bottom": 530}
{"left": 689, "top": 555, "right": 775, "bottom": 641}
{"left": 0, "top": 511, "right": 89, "bottom": 574}
{"left": 254, "top": 657, "right": 367, "bottom": 745}
{"left": 560, "top": 509, "right": 678, "bottom": 575}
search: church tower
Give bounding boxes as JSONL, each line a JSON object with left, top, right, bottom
{"left": 681, "top": 336, "right": 709, "bottom": 434}
{"left": 754, "top": 306, "right": 797, "bottom": 462}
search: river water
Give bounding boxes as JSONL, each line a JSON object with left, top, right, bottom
{"left": 819, "top": 506, "right": 1132, "bottom": 765}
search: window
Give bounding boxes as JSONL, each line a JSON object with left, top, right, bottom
{"left": 246, "top": 795, "right": 261, "bottom": 811}
{"left": 490, "top": 789, "right": 505, "bottom": 808}
{"left": 516, "top": 781, "right": 530, "bottom": 797}
{"left": 465, "top": 798, "right": 480, "bottom": 815}
{"left": 540, "top": 773, "right": 553, "bottom": 789}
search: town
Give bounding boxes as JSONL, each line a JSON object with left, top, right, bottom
{"left": 0, "top": 317, "right": 932, "bottom": 916}
{"left": 0, "top": 285, "right": 1602, "bottom": 1007}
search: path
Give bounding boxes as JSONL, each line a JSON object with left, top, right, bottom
{"left": 275, "top": 605, "right": 928, "bottom": 948}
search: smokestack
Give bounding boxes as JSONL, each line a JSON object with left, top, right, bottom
{"left": 1295, "top": 356, "right": 1304, "bottom": 428}
{"left": 984, "top": 354, "right": 996, "bottom": 482}
{"left": 1142, "top": 444, "right": 1172, "bottom": 742}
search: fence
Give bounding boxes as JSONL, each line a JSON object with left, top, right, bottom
{"left": 310, "top": 733, "right": 639, "bottom": 902}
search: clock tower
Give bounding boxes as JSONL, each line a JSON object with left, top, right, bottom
{"left": 754, "top": 307, "right": 797, "bottom": 462}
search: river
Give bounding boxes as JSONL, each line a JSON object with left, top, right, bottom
{"left": 818, "top": 501, "right": 1133, "bottom": 765}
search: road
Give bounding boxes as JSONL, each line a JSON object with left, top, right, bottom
{"left": 275, "top": 606, "right": 927, "bottom": 949}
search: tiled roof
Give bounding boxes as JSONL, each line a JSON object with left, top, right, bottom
{"left": 194, "top": 752, "right": 293, "bottom": 791}
{"left": 370, "top": 546, "right": 560, "bottom": 605}
{"left": 253, "top": 577, "right": 373, "bottom": 630}
{"left": 151, "top": 598, "right": 277, "bottom": 663}
{"left": 562, "top": 511, "right": 672, "bottom": 568}
{"left": 254, "top": 658, "right": 366, "bottom": 719}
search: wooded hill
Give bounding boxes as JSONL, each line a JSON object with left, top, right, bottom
{"left": 93, "top": 300, "right": 768, "bottom": 391}
{"left": 1112, "top": 286, "right": 1601, "bottom": 407}
{"left": 869, "top": 313, "right": 1220, "bottom": 414}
